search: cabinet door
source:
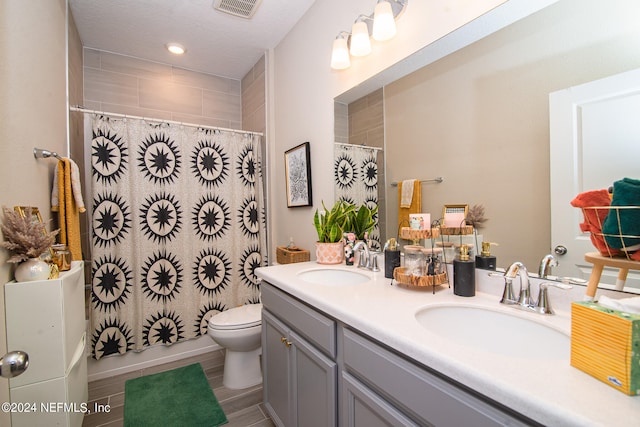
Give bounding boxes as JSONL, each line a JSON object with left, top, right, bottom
{"left": 342, "top": 372, "right": 419, "bottom": 427}
{"left": 263, "top": 310, "right": 292, "bottom": 427}
{"left": 291, "top": 331, "right": 337, "bottom": 427}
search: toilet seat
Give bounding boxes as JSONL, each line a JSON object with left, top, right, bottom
{"left": 209, "top": 303, "right": 262, "bottom": 330}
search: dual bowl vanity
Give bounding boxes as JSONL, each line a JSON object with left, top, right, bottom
{"left": 257, "top": 261, "right": 640, "bottom": 426}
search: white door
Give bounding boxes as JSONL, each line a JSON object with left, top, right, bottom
{"left": 550, "top": 68, "right": 640, "bottom": 290}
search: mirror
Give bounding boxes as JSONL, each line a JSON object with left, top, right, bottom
{"left": 334, "top": 0, "right": 640, "bottom": 285}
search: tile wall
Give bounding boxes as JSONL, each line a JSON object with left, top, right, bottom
{"left": 83, "top": 49, "right": 243, "bottom": 129}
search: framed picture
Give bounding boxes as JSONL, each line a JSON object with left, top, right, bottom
{"left": 14, "top": 206, "right": 44, "bottom": 226}
{"left": 14, "top": 206, "right": 53, "bottom": 257}
{"left": 442, "top": 204, "right": 468, "bottom": 227}
{"left": 284, "top": 142, "right": 313, "bottom": 207}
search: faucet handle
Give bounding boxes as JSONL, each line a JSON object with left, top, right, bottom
{"left": 357, "top": 248, "right": 368, "bottom": 269}
{"left": 535, "top": 282, "right": 572, "bottom": 315}
{"left": 370, "top": 252, "right": 380, "bottom": 272}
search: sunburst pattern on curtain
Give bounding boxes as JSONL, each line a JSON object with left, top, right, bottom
{"left": 88, "top": 115, "right": 267, "bottom": 359}
{"left": 334, "top": 144, "right": 380, "bottom": 250}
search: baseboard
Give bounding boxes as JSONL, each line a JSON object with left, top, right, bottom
{"left": 87, "top": 336, "right": 222, "bottom": 382}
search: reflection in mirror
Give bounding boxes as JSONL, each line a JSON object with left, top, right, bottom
{"left": 334, "top": 0, "right": 640, "bottom": 292}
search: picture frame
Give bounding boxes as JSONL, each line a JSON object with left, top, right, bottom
{"left": 442, "top": 204, "right": 468, "bottom": 227}
{"left": 14, "top": 206, "right": 54, "bottom": 257}
{"left": 14, "top": 206, "right": 44, "bottom": 227}
{"left": 284, "top": 142, "right": 313, "bottom": 207}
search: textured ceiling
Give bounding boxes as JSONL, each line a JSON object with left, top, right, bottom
{"left": 69, "top": 0, "right": 317, "bottom": 80}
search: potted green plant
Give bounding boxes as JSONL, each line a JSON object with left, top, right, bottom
{"left": 346, "top": 204, "right": 378, "bottom": 242}
{"left": 313, "top": 200, "right": 354, "bottom": 264}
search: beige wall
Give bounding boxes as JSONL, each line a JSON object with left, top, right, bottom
{"left": 0, "top": 0, "right": 69, "bottom": 422}
{"left": 384, "top": 0, "right": 640, "bottom": 268}
{"left": 83, "top": 49, "right": 242, "bottom": 128}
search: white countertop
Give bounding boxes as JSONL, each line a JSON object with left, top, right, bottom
{"left": 256, "top": 261, "right": 640, "bottom": 427}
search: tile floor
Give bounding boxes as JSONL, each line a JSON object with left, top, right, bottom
{"left": 82, "top": 350, "right": 273, "bottom": 427}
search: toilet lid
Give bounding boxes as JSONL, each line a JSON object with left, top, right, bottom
{"left": 209, "top": 303, "right": 262, "bottom": 330}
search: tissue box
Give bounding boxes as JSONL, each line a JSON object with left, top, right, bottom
{"left": 571, "top": 301, "right": 640, "bottom": 395}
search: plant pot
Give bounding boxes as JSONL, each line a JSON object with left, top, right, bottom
{"left": 14, "top": 258, "right": 50, "bottom": 282}
{"left": 315, "top": 241, "right": 344, "bottom": 265}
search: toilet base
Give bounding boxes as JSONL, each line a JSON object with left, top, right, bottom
{"left": 223, "top": 347, "right": 262, "bottom": 390}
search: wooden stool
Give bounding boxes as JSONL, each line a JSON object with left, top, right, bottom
{"left": 584, "top": 252, "right": 640, "bottom": 300}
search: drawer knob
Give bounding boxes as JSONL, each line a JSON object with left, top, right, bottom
{"left": 280, "top": 337, "right": 292, "bottom": 347}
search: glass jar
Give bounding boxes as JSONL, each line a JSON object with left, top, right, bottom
{"left": 421, "top": 247, "right": 444, "bottom": 276}
{"left": 403, "top": 245, "right": 425, "bottom": 276}
{"left": 51, "top": 244, "right": 71, "bottom": 271}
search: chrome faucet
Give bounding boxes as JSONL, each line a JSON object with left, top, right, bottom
{"left": 499, "top": 261, "right": 571, "bottom": 314}
{"left": 503, "top": 261, "right": 533, "bottom": 307}
{"left": 353, "top": 241, "right": 380, "bottom": 272}
{"left": 538, "top": 253, "right": 558, "bottom": 279}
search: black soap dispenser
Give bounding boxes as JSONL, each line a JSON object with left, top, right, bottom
{"left": 454, "top": 244, "right": 475, "bottom": 297}
{"left": 475, "top": 241, "right": 497, "bottom": 270}
{"left": 384, "top": 238, "right": 400, "bottom": 279}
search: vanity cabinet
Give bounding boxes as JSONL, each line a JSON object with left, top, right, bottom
{"left": 261, "top": 280, "right": 540, "bottom": 427}
{"left": 262, "top": 283, "right": 338, "bottom": 427}
{"left": 341, "top": 328, "right": 537, "bottom": 427}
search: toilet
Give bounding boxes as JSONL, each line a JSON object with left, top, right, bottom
{"left": 207, "top": 303, "right": 263, "bottom": 389}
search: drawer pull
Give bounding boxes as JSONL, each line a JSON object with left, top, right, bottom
{"left": 280, "top": 337, "right": 292, "bottom": 347}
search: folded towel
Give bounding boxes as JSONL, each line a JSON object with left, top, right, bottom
{"left": 570, "top": 189, "right": 620, "bottom": 256}
{"left": 602, "top": 177, "right": 640, "bottom": 249}
{"left": 398, "top": 180, "right": 422, "bottom": 228}
{"left": 598, "top": 295, "right": 640, "bottom": 315}
{"left": 400, "top": 179, "right": 415, "bottom": 209}
{"left": 52, "top": 157, "right": 86, "bottom": 213}
{"left": 52, "top": 159, "right": 84, "bottom": 261}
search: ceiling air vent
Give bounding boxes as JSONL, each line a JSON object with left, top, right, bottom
{"left": 213, "top": 0, "right": 263, "bottom": 19}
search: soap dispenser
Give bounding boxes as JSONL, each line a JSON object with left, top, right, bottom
{"left": 454, "top": 244, "right": 475, "bottom": 297}
{"left": 384, "top": 238, "right": 400, "bottom": 278}
{"left": 475, "top": 241, "right": 497, "bottom": 270}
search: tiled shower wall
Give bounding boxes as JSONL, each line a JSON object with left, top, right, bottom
{"left": 83, "top": 48, "right": 243, "bottom": 128}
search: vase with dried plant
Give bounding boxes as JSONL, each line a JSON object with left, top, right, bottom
{"left": 1, "top": 207, "right": 59, "bottom": 282}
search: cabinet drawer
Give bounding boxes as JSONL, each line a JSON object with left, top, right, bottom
{"left": 262, "top": 282, "right": 336, "bottom": 357}
{"left": 342, "top": 328, "right": 535, "bottom": 427}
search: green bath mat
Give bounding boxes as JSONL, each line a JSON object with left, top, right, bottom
{"left": 124, "top": 363, "right": 228, "bottom": 427}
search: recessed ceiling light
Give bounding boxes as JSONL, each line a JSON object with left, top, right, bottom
{"left": 166, "top": 43, "right": 186, "bottom": 55}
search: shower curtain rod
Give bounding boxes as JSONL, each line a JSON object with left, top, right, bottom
{"left": 69, "top": 105, "right": 263, "bottom": 137}
{"left": 334, "top": 142, "right": 383, "bottom": 151}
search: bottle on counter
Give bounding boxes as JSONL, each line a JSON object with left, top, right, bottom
{"left": 454, "top": 244, "right": 475, "bottom": 297}
{"left": 384, "top": 238, "right": 401, "bottom": 279}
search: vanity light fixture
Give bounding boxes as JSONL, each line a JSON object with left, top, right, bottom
{"left": 373, "top": 0, "right": 397, "bottom": 41}
{"left": 330, "top": 32, "right": 351, "bottom": 70}
{"left": 166, "top": 43, "right": 186, "bottom": 55}
{"left": 350, "top": 16, "right": 372, "bottom": 57}
{"left": 330, "top": 0, "right": 408, "bottom": 70}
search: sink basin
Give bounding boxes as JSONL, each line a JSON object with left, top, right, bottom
{"left": 415, "top": 305, "right": 569, "bottom": 360}
{"left": 297, "top": 268, "right": 370, "bottom": 285}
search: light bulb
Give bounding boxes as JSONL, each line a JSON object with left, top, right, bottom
{"left": 373, "top": 1, "right": 396, "bottom": 41}
{"left": 166, "top": 43, "right": 186, "bottom": 55}
{"left": 350, "top": 21, "right": 371, "bottom": 57}
{"left": 331, "top": 37, "right": 351, "bottom": 70}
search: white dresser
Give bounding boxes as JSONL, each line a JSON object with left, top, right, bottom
{"left": 4, "top": 261, "right": 88, "bottom": 427}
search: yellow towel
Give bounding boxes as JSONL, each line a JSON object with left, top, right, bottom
{"left": 52, "top": 159, "right": 83, "bottom": 261}
{"left": 398, "top": 180, "right": 422, "bottom": 228}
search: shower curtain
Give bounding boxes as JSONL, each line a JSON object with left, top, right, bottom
{"left": 334, "top": 144, "right": 380, "bottom": 250}
{"left": 88, "top": 114, "right": 267, "bottom": 359}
